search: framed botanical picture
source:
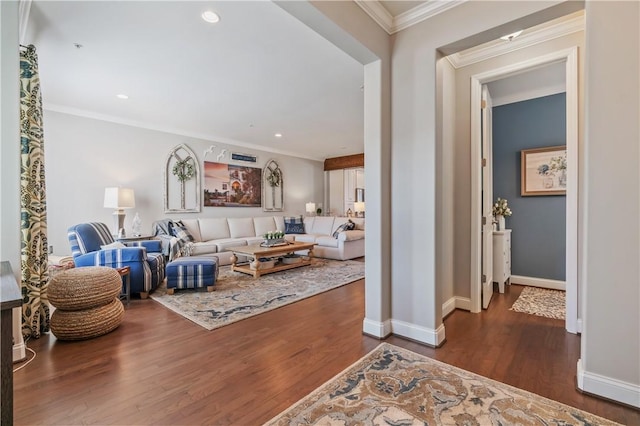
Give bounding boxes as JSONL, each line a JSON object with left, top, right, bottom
{"left": 521, "top": 145, "right": 567, "bottom": 196}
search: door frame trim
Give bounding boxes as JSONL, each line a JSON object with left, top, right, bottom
{"left": 469, "top": 46, "right": 579, "bottom": 334}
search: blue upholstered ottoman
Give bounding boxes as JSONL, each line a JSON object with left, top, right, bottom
{"left": 165, "top": 256, "right": 218, "bottom": 294}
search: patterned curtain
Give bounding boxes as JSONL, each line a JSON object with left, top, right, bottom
{"left": 20, "top": 45, "right": 50, "bottom": 338}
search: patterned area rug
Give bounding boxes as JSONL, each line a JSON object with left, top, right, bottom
{"left": 150, "top": 259, "right": 364, "bottom": 330}
{"left": 266, "top": 343, "right": 618, "bottom": 425}
{"left": 510, "top": 286, "right": 565, "bottom": 320}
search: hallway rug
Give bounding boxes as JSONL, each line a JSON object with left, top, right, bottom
{"left": 510, "top": 286, "right": 565, "bottom": 320}
{"left": 265, "top": 343, "right": 618, "bottom": 425}
{"left": 150, "top": 258, "right": 364, "bottom": 330}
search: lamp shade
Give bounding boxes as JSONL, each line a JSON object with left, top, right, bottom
{"left": 354, "top": 201, "right": 365, "bottom": 213}
{"left": 104, "top": 187, "right": 135, "bottom": 209}
{"left": 305, "top": 202, "right": 316, "bottom": 213}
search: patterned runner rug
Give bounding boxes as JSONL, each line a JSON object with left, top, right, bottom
{"left": 266, "top": 343, "right": 618, "bottom": 425}
{"left": 150, "top": 258, "right": 364, "bottom": 330}
{"left": 510, "top": 286, "right": 565, "bottom": 319}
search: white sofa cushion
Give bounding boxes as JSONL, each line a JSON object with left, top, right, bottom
{"left": 294, "top": 234, "right": 318, "bottom": 243}
{"left": 190, "top": 241, "right": 219, "bottom": 255}
{"left": 309, "top": 216, "right": 335, "bottom": 235}
{"left": 303, "top": 216, "right": 314, "bottom": 232}
{"left": 274, "top": 216, "right": 285, "bottom": 233}
{"left": 214, "top": 238, "right": 247, "bottom": 251}
{"left": 254, "top": 217, "right": 277, "bottom": 237}
{"left": 180, "top": 219, "right": 202, "bottom": 242}
{"left": 199, "top": 218, "right": 231, "bottom": 241}
{"left": 228, "top": 217, "right": 255, "bottom": 238}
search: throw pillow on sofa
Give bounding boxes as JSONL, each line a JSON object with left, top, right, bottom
{"left": 169, "top": 220, "right": 195, "bottom": 243}
{"left": 284, "top": 216, "right": 305, "bottom": 234}
{"left": 332, "top": 219, "right": 356, "bottom": 238}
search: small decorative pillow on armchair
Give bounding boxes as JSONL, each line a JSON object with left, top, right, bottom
{"left": 284, "top": 216, "right": 305, "bottom": 234}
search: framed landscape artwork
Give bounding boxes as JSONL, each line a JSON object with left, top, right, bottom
{"left": 521, "top": 145, "right": 567, "bottom": 196}
{"left": 203, "top": 161, "right": 262, "bottom": 207}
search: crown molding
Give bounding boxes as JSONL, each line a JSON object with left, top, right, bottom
{"left": 355, "top": 0, "right": 466, "bottom": 35}
{"left": 394, "top": 1, "right": 465, "bottom": 33}
{"left": 447, "top": 10, "right": 584, "bottom": 69}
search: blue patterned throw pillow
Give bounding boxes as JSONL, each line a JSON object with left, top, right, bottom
{"left": 169, "top": 220, "right": 194, "bottom": 243}
{"left": 284, "top": 215, "right": 305, "bottom": 234}
{"left": 332, "top": 219, "right": 356, "bottom": 238}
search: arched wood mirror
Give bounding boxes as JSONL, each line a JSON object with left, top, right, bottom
{"left": 262, "top": 159, "right": 283, "bottom": 212}
{"left": 164, "top": 144, "right": 201, "bottom": 213}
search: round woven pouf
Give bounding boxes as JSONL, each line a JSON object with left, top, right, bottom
{"left": 51, "top": 299, "right": 124, "bottom": 341}
{"left": 49, "top": 267, "right": 122, "bottom": 311}
{"left": 49, "top": 266, "right": 124, "bottom": 341}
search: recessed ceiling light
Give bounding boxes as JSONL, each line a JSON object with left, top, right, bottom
{"left": 274, "top": 133, "right": 282, "bottom": 138}
{"left": 202, "top": 10, "right": 220, "bottom": 23}
{"left": 500, "top": 30, "right": 523, "bottom": 42}
{"left": 116, "top": 94, "right": 129, "bottom": 100}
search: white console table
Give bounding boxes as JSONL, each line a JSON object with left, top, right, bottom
{"left": 492, "top": 229, "right": 511, "bottom": 293}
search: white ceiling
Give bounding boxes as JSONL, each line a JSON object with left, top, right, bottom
{"left": 24, "top": 1, "right": 365, "bottom": 161}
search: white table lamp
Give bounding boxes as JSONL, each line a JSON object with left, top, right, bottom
{"left": 354, "top": 201, "right": 365, "bottom": 218}
{"left": 104, "top": 187, "right": 135, "bottom": 237}
{"left": 305, "top": 202, "right": 316, "bottom": 216}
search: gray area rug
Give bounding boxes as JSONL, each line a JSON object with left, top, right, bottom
{"left": 150, "top": 258, "right": 364, "bottom": 330}
{"left": 510, "top": 286, "right": 565, "bottom": 320}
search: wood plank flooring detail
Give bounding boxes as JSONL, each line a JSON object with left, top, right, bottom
{"left": 13, "top": 282, "right": 639, "bottom": 425}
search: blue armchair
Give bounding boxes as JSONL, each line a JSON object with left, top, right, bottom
{"left": 67, "top": 222, "right": 165, "bottom": 298}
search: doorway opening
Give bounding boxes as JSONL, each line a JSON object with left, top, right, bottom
{"left": 470, "top": 47, "right": 579, "bottom": 333}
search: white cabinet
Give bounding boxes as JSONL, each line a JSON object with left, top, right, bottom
{"left": 492, "top": 229, "right": 511, "bottom": 293}
{"left": 343, "top": 168, "right": 364, "bottom": 215}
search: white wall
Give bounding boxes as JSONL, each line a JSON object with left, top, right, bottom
{"left": 0, "top": 0, "right": 21, "bottom": 273}
{"left": 436, "top": 55, "right": 456, "bottom": 311}
{"left": 44, "top": 111, "right": 324, "bottom": 255}
{"left": 452, "top": 30, "right": 585, "bottom": 299}
{"left": 579, "top": 1, "right": 640, "bottom": 407}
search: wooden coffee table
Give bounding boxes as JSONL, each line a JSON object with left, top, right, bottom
{"left": 228, "top": 241, "right": 316, "bottom": 278}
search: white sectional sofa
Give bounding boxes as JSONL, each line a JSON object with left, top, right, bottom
{"left": 164, "top": 216, "right": 364, "bottom": 265}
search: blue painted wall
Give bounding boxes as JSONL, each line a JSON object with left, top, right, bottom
{"left": 492, "top": 93, "right": 566, "bottom": 281}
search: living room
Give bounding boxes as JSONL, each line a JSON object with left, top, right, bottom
{"left": 1, "top": 1, "right": 638, "bottom": 424}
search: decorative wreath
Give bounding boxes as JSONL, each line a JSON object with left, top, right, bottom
{"left": 267, "top": 168, "right": 281, "bottom": 187}
{"left": 172, "top": 159, "right": 195, "bottom": 182}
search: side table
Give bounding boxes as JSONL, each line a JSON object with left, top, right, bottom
{"left": 116, "top": 266, "right": 131, "bottom": 306}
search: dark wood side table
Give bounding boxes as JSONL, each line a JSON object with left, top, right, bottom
{"left": 1, "top": 261, "right": 23, "bottom": 426}
{"left": 116, "top": 266, "right": 131, "bottom": 306}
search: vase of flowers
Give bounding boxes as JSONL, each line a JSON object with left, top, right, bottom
{"left": 492, "top": 197, "right": 512, "bottom": 231}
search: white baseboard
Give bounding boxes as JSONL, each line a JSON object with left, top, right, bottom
{"left": 576, "top": 319, "right": 583, "bottom": 333}
{"left": 511, "top": 275, "right": 566, "bottom": 291}
{"left": 577, "top": 359, "right": 640, "bottom": 408}
{"left": 390, "top": 319, "right": 445, "bottom": 347}
{"left": 13, "top": 341, "right": 26, "bottom": 363}
{"left": 362, "top": 317, "right": 392, "bottom": 338}
{"left": 443, "top": 296, "right": 472, "bottom": 317}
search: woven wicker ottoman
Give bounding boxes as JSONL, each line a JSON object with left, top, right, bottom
{"left": 49, "top": 267, "right": 124, "bottom": 341}
{"left": 165, "top": 256, "right": 218, "bottom": 295}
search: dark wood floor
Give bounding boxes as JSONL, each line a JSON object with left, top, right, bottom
{"left": 13, "top": 280, "right": 639, "bottom": 425}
